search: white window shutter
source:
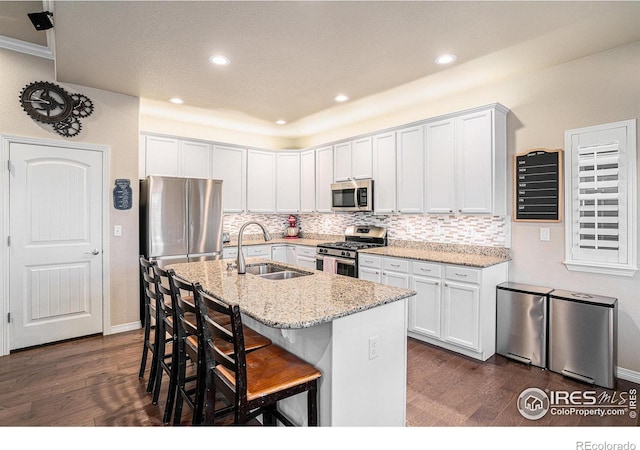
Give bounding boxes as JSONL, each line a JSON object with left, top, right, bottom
{"left": 564, "top": 119, "right": 637, "bottom": 277}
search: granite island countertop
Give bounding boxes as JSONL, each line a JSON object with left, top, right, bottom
{"left": 166, "top": 258, "right": 415, "bottom": 329}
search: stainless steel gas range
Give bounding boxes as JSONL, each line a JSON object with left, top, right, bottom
{"left": 316, "top": 225, "right": 387, "bottom": 277}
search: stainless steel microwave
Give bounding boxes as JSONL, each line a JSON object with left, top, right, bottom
{"left": 331, "top": 179, "right": 373, "bottom": 212}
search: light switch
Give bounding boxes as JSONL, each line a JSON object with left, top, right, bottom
{"left": 114, "top": 225, "right": 122, "bottom": 237}
{"left": 540, "top": 228, "right": 550, "bottom": 241}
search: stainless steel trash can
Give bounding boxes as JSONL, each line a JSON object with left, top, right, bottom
{"left": 496, "top": 282, "right": 553, "bottom": 368}
{"left": 549, "top": 290, "right": 617, "bottom": 389}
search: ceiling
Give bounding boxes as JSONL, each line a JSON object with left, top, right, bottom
{"left": 3, "top": 1, "right": 640, "bottom": 134}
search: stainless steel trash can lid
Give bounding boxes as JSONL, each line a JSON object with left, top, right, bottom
{"left": 550, "top": 289, "right": 617, "bottom": 307}
{"left": 497, "top": 282, "right": 554, "bottom": 295}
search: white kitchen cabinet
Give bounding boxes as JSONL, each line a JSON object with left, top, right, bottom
{"left": 454, "top": 107, "right": 507, "bottom": 215}
{"left": 276, "top": 152, "right": 300, "bottom": 213}
{"left": 396, "top": 125, "right": 425, "bottom": 213}
{"left": 334, "top": 137, "right": 373, "bottom": 182}
{"left": 212, "top": 145, "right": 246, "bottom": 213}
{"left": 222, "top": 247, "right": 238, "bottom": 260}
{"left": 300, "top": 150, "right": 316, "bottom": 212}
{"left": 245, "top": 244, "right": 272, "bottom": 259}
{"left": 143, "top": 135, "right": 180, "bottom": 177}
{"left": 352, "top": 136, "right": 373, "bottom": 180}
{"left": 443, "top": 277, "right": 480, "bottom": 351}
{"left": 358, "top": 254, "right": 382, "bottom": 283}
{"left": 142, "top": 136, "right": 211, "bottom": 179}
{"left": 424, "top": 104, "right": 508, "bottom": 215}
{"left": 295, "top": 245, "right": 317, "bottom": 270}
{"left": 333, "top": 142, "right": 352, "bottom": 182}
{"left": 247, "top": 150, "right": 276, "bottom": 213}
{"left": 406, "top": 259, "right": 508, "bottom": 361}
{"left": 381, "top": 257, "right": 410, "bottom": 288}
{"left": 408, "top": 261, "right": 443, "bottom": 339}
{"left": 372, "top": 131, "right": 397, "bottom": 214}
{"left": 180, "top": 140, "right": 211, "bottom": 179}
{"left": 315, "top": 146, "right": 334, "bottom": 213}
{"left": 425, "top": 119, "right": 455, "bottom": 214}
{"left": 272, "top": 245, "right": 296, "bottom": 264}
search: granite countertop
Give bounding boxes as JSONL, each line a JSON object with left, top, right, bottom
{"left": 359, "top": 246, "right": 510, "bottom": 268}
{"left": 223, "top": 237, "right": 328, "bottom": 248}
{"left": 167, "top": 258, "right": 415, "bottom": 329}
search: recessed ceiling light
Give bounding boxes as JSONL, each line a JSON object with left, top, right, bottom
{"left": 435, "top": 54, "right": 457, "bottom": 65}
{"left": 334, "top": 94, "right": 349, "bottom": 103}
{"left": 275, "top": 120, "right": 287, "bottom": 125}
{"left": 209, "top": 55, "right": 230, "bottom": 66}
{"left": 169, "top": 97, "right": 184, "bottom": 104}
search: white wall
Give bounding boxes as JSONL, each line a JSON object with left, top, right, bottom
{"left": 0, "top": 48, "right": 141, "bottom": 331}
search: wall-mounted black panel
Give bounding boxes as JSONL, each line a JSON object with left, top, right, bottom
{"left": 514, "top": 149, "right": 562, "bottom": 222}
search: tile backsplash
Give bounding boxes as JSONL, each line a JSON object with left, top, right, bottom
{"left": 224, "top": 212, "right": 510, "bottom": 247}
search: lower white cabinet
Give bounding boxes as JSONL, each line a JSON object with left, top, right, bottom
{"left": 295, "top": 245, "right": 317, "bottom": 270}
{"left": 381, "top": 257, "right": 410, "bottom": 288}
{"left": 245, "top": 245, "right": 272, "bottom": 259}
{"left": 222, "top": 247, "right": 238, "bottom": 260}
{"left": 360, "top": 252, "right": 507, "bottom": 361}
{"left": 272, "top": 245, "right": 297, "bottom": 264}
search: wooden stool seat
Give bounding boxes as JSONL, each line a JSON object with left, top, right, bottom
{"left": 217, "top": 344, "right": 321, "bottom": 401}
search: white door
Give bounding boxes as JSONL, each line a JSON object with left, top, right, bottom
{"left": 9, "top": 142, "right": 104, "bottom": 350}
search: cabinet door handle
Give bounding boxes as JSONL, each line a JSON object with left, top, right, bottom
{"left": 454, "top": 273, "right": 468, "bottom": 277}
{"left": 435, "top": 282, "right": 439, "bottom": 286}
{"left": 420, "top": 267, "right": 431, "bottom": 272}
{"left": 390, "top": 263, "right": 400, "bottom": 267}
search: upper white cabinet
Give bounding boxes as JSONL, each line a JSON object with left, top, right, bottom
{"left": 352, "top": 136, "right": 373, "bottom": 180}
{"left": 333, "top": 141, "right": 352, "bottom": 182}
{"left": 276, "top": 152, "right": 300, "bottom": 213}
{"left": 247, "top": 149, "right": 276, "bottom": 213}
{"left": 425, "top": 119, "right": 455, "bottom": 214}
{"left": 455, "top": 106, "right": 506, "bottom": 215}
{"left": 372, "top": 131, "right": 397, "bottom": 214}
{"left": 396, "top": 125, "right": 425, "bottom": 213}
{"left": 181, "top": 140, "right": 211, "bottom": 179}
{"left": 143, "top": 135, "right": 180, "bottom": 177}
{"left": 334, "top": 137, "right": 373, "bottom": 182}
{"left": 212, "top": 145, "right": 246, "bottom": 213}
{"left": 426, "top": 104, "right": 507, "bottom": 215}
{"left": 315, "top": 146, "right": 334, "bottom": 213}
{"left": 142, "top": 136, "right": 212, "bottom": 179}
{"left": 300, "top": 150, "right": 316, "bottom": 213}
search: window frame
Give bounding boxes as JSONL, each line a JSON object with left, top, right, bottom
{"left": 563, "top": 119, "right": 637, "bottom": 277}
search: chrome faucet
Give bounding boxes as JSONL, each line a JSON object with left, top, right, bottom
{"left": 236, "top": 221, "right": 272, "bottom": 274}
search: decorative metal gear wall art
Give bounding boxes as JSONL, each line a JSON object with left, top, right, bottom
{"left": 19, "top": 81, "right": 94, "bottom": 137}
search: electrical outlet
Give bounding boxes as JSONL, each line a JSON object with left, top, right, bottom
{"left": 369, "top": 336, "right": 379, "bottom": 360}
{"left": 540, "top": 228, "right": 550, "bottom": 241}
{"left": 114, "top": 225, "right": 122, "bottom": 237}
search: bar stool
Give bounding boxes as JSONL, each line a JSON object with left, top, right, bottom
{"left": 152, "top": 265, "right": 180, "bottom": 424}
{"left": 194, "top": 283, "right": 321, "bottom": 426}
{"left": 138, "top": 256, "right": 160, "bottom": 393}
{"left": 168, "top": 270, "right": 273, "bottom": 425}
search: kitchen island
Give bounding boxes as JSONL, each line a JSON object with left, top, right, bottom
{"left": 167, "top": 258, "right": 415, "bottom": 426}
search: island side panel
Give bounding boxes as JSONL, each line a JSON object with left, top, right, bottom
{"left": 331, "top": 298, "right": 408, "bottom": 426}
{"left": 241, "top": 315, "right": 334, "bottom": 426}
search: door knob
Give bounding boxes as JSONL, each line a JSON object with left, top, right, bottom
{"left": 85, "top": 249, "right": 100, "bottom": 255}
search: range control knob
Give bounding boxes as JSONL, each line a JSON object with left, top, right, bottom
{"left": 341, "top": 251, "right": 346, "bottom": 256}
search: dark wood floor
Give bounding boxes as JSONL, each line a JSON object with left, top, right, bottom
{"left": 0, "top": 329, "right": 637, "bottom": 427}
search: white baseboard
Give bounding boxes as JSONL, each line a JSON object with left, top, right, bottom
{"left": 108, "top": 321, "right": 141, "bottom": 335}
{"left": 617, "top": 366, "right": 640, "bottom": 384}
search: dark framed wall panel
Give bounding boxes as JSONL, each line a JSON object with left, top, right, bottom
{"left": 514, "top": 148, "right": 563, "bottom": 222}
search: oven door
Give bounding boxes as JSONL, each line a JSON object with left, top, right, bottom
{"left": 316, "top": 255, "right": 357, "bottom": 277}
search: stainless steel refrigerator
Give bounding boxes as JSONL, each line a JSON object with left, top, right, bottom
{"left": 140, "top": 175, "right": 224, "bottom": 266}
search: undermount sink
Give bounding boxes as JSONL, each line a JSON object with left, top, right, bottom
{"left": 245, "top": 263, "right": 286, "bottom": 275}
{"left": 258, "top": 271, "right": 310, "bottom": 280}
{"left": 245, "top": 263, "right": 312, "bottom": 280}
